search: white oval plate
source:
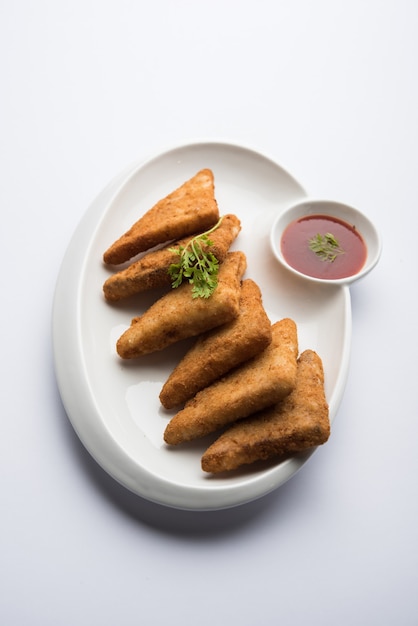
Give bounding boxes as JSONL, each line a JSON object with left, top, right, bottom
{"left": 52, "top": 141, "right": 351, "bottom": 511}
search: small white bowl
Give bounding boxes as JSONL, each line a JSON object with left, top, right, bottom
{"left": 270, "top": 199, "right": 382, "bottom": 286}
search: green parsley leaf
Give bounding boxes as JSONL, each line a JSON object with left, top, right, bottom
{"left": 168, "top": 217, "right": 223, "bottom": 298}
{"left": 308, "top": 232, "right": 345, "bottom": 263}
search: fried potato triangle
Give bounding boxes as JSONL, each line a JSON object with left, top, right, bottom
{"left": 103, "top": 168, "right": 220, "bottom": 265}
{"left": 116, "top": 251, "right": 247, "bottom": 358}
{"left": 159, "top": 278, "right": 272, "bottom": 409}
{"left": 201, "top": 350, "right": 330, "bottom": 473}
{"left": 163, "top": 318, "right": 298, "bottom": 445}
{"left": 103, "top": 214, "right": 241, "bottom": 301}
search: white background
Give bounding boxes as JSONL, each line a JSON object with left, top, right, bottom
{"left": 1, "top": 1, "right": 417, "bottom": 624}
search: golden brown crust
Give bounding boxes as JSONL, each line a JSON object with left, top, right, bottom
{"left": 159, "top": 279, "right": 272, "bottom": 409}
{"left": 103, "top": 169, "right": 220, "bottom": 265}
{"left": 201, "top": 350, "right": 329, "bottom": 473}
{"left": 163, "top": 318, "right": 298, "bottom": 445}
{"left": 116, "top": 251, "right": 247, "bottom": 358}
{"left": 102, "top": 214, "right": 241, "bottom": 301}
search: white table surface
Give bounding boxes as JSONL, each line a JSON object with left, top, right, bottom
{"left": 2, "top": 2, "right": 417, "bottom": 624}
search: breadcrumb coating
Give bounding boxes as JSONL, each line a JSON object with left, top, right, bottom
{"left": 201, "top": 350, "right": 329, "bottom": 473}
{"left": 116, "top": 251, "right": 246, "bottom": 358}
{"left": 164, "top": 318, "right": 298, "bottom": 445}
{"left": 159, "top": 279, "right": 272, "bottom": 409}
{"left": 103, "top": 169, "right": 219, "bottom": 265}
{"left": 103, "top": 214, "right": 241, "bottom": 301}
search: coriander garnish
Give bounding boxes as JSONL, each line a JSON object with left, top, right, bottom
{"left": 168, "top": 217, "right": 223, "bottom": 298}
{"left": 308, "top": 232, "right": 345, "bottom": 263}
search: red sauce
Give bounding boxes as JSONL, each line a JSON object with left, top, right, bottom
{"left": 280, "top": 214, "right": 367, "bottom": 280}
